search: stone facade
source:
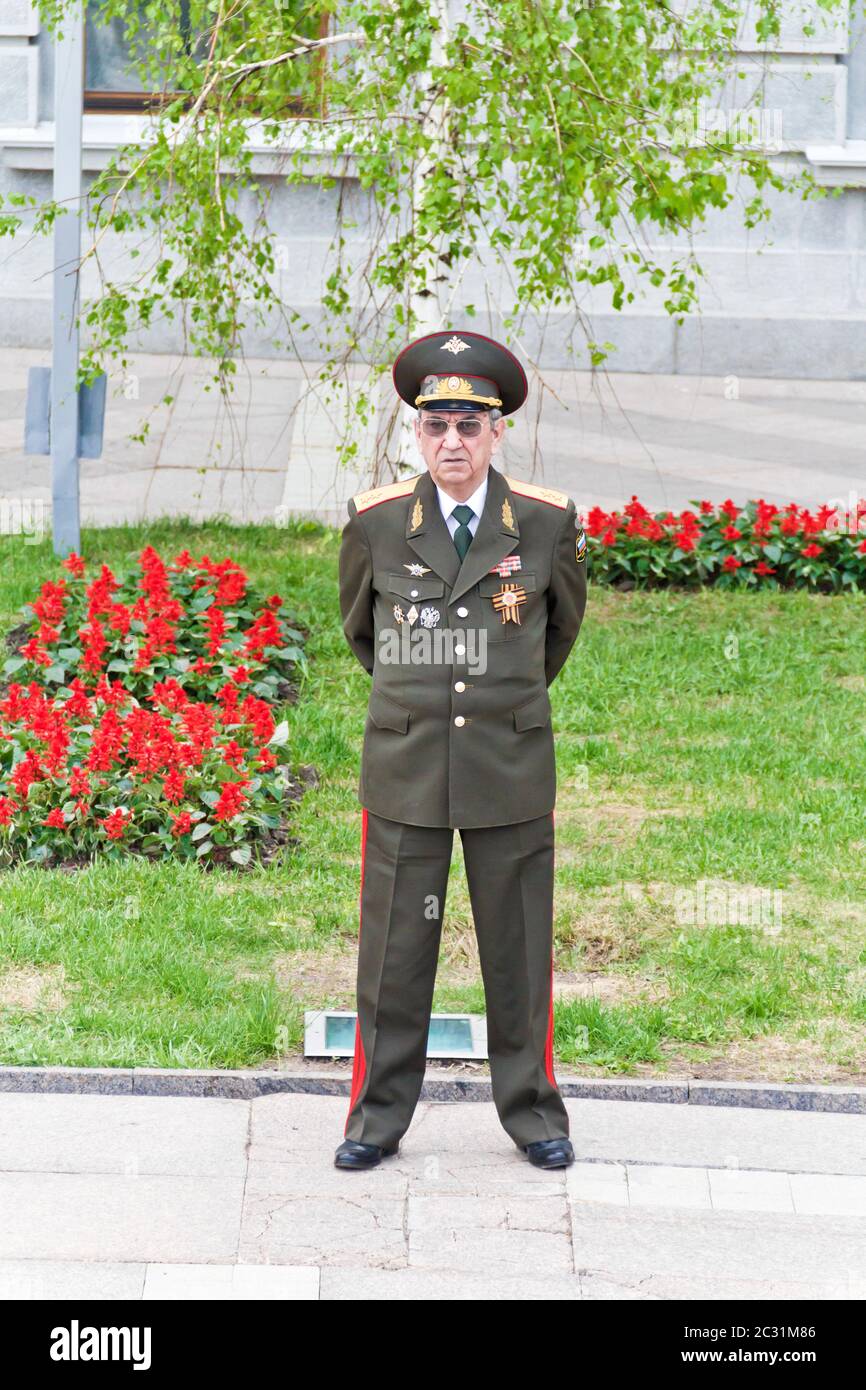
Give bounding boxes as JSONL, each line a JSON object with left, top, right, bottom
{"left": 0, "top": 1, "right": 865, "bottom": 377}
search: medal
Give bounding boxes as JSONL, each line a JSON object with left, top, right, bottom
{"left": 419, "top": 607, "right": 440, "bottom": 628}
{"left": 490, "top": 582, "right": 527, "bottom": 624}
{"left": 489, "top": 555, "right": 522, "bottom": 577}
{"left": 404, "top": 563, "right": 431, "bottom": 577}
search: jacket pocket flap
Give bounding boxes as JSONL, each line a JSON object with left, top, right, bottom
{"left": 478, "top": 572, "right": 537, "bottom": 598}
{"left": 369, "top": 688, "right": 411, "bottom": 733}
{"left": 387, "top": 574, "right": 446, "bottom": 601}
{"left": 513, "top": 689, "right": 551, "bottom": 731}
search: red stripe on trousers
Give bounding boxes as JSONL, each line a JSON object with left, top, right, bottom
{"left": 545, "top": 809, "right": 557, "bottom": 1087}
{"left": 344, "top": 807, "right": 368, "bottom": 1134}
{"left": 544, "top": 952, "right": 557, "bottom": 1088}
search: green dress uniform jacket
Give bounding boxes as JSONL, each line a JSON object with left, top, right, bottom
{"left": 338, "top": 463, "right": 587, "bottom": 829}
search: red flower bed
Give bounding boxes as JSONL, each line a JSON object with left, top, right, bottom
{"left": 0, "top": 547, "right": 307, "bottom": 868}
{"left": 583, "top": 497, "right": 866, "bottom": 591}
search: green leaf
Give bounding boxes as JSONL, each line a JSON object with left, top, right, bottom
{"left": 230, "top": 845, "right": 252, "bottom": 866}
{"left": 269, "top": 721, "right": 289, "bottom": 747}
{"left": 192, "top": 821, "right": 213, "bottom": 841}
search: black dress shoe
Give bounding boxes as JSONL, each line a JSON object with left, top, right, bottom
{"left": 523, "top": 1137, "right": 575, "bottom": 1169}
{"left": 334, "top": 1139, "right": 398, "bottom": 1169}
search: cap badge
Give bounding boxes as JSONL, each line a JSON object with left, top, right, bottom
{"left": 442, "top": 336, "right": 470, "bottom": 355}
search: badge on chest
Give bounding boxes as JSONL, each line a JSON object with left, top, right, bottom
{"left": 490, "top": 582, "right": 527, "bottom": 624}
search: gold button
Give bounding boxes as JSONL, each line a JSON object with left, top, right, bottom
{"left": 454, "top": 681, "right": 466, "bottom": 693}
{"left": 456, "top": 606, "right": 469, "bottom": 617}
{"left": 454, "top": 715, "right": 466, "bottom": 727}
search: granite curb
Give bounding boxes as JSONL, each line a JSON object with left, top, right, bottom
{"left": 1, "top": 1067, "right": 866, "bottom": 1113}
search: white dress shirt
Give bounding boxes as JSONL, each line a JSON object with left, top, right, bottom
{"left": 435, "top": 471, "right": 489, "bottom": 540}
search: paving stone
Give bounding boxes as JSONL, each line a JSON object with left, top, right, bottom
{"left": 408, "top": 1192, "right": 570, "bottom": 1234}
{"left": 0, "top": 1173, "right": 244, "bottom": 1262}
{"left": 141, "top": 1262, "right": 319, "bottom": 1300}
{"left": 320, "top": 1266, "right": 583, "bottom": 1300}
{"left": 568, "top": 1161, "right": 629, "bottom": 1207}
{"left": 624, "top": 1163, "right": 712, "bottom": 1209}
{"left": 0, "top": 1093, "right": 249, "bottom": 1177}
{"left": 789, "top": 1172, "right": 866, "bottom": 1217}
{"left": 564, "top": 1098, "right": 866, "bottom": 1175}
{"left": 239, "top": 1184, "right": 408, "bottom": 1270}
{"left": 408, "top": 1225, "right": 574, "bottom": 1276}
{"left": 570, "top": 1204, "right": 866, "bottom": 1286}
{"left": 708, "top": 1168, "right": 795, "bottom": 1213}
{"left": 0, "top": 1259, "right": 146, "bottom": 1301}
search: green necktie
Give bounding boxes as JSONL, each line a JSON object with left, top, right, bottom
{"left": 452, "top": 504, "right": 475, "bottom": 561}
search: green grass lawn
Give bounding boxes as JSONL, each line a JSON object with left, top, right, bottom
{"left": 1, "top": 518, "right": 865, "bottom": 1083}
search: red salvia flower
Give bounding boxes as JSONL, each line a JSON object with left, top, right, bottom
{"left": 221, "top": 740, "right": 246, "bottom": 769}
{"left": 213, "top": 778, "right": 250, "bottom": 823}
{"left": 162, "top": 769, "right": 187, "bottom": 804}
{"left": 62, "top": 552, "right": 86, "bottom": 577}
{"left": 100, "top": 808, "right": 132, "bottom": 840}
{"left": 674, "top": 532, "right": 696, "bottom": 551}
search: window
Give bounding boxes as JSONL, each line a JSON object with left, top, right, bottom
{"left": 83, "top": 2, "right": 330, "bottom": 116}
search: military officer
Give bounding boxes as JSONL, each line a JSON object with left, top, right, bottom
{"left": 335, "top": 329, "right": 587, "bottom": 1171}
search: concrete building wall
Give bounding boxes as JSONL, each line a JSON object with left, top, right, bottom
{"left": 0, "top": 1, "right": 865, "bottom": 377}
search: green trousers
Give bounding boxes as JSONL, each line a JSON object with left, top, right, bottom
{"left": 343, "top": 807, "right": 569, "bottom": 1148}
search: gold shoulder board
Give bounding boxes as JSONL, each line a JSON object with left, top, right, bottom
{"left": 503, "top": 476, "right": 570, "bottom": 509}
{"left": 352, "top": 476, "right": 421, "bottom": 513}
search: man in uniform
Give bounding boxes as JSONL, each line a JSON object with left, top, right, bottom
{"left": 335, "top": 329, "right": 588, "bottom": 1171}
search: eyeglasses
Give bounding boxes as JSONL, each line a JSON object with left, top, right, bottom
{"left": 420, "top": 415, "right": 487, "bottom": 438}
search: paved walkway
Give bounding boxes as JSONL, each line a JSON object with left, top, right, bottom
{"left": 1, "top": 1090, "right": 864, "bottom": 1300}
{"left": 1, "top": 349, "right": 865, "bottom": 530}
